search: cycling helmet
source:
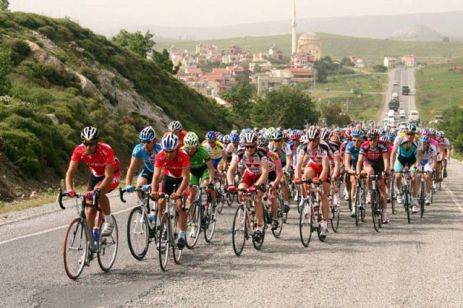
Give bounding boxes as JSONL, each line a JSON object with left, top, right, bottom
{"left": 243, "top": 132, "right": 257, "bottom": 145}
{"left": 351, "top": 129, "right": 364, "bottom": 138}
{"left": 383, "top": 133, "right": 394, "bottom": 143}
{"left": 206, "top": 131, "right": 217, "bottom": 142}
{"left": 272, "top": 130, "right": 283, "bottom": 140}
{"left": 306, "top": 126, "right": 320, "bottom": 139}
{"left": 230, "top": 132, "right": 239, "bottom": 144}
{"left": 139, "top": 126, "right": 156, "bottom": 142}
{"left": 436, "top": 130, "right": 445, "bottom": 138}
{"left": 289, "top": 131, "right": 299, "bottom": 141}
{"left": 406, "top": 123, "right": 417, "bottom": 133}
{"left": 167, "top": 120, "right": 182, "bottom": 132}
{"left": 161, "top": 133, "right": 179, "bottom": 151}
{"left": 300, "top": 135, "right": 308, "bottom": 144}
{"left": 367, "top": 128, "right": 379, "bottom": 139}
{"left": 421, "top": 135, "right": 430, "bottom": 143}
{"left": 222, "top": 134, "right": 231, "bottom": 144}
{"left": 81, "top": 126, "right": 99, "bottom": 142}
{"left": 184, "top": 132, "right": 199, "bottom": 147}
{"left": 320, "top": 128, "right": 330, "bottom": 141}
{"left": 258, "top": 136, "right": 269, "bottom": 147}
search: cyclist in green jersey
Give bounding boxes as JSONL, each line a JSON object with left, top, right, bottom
{"left": 183, "top": 132, "right": 217, "bottom": 214}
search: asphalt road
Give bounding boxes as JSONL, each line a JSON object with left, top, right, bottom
{"left": 1, "top": 160, "right": 463, "bottom": 307}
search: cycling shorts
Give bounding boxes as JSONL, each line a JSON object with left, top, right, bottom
{"left": 87, "top": 171, "right": 120, "bottom": 193}
{"left": 160, "top": 175, "right": 183, "bottom": 195}
{"left": 364, "top": 160, "right": 385, "bottom": 174}
{"left": 394, "top": 155, "right": 417, "bottom": 172}
{"left": 241, "top": 171, "right": 261, "bottom": 187}
{"left": 138, "top": 169, "right": 153, "bottom": 183}
{"left": 190, "top": 165, "right": 210, "bottom": 186}
{"left": 211, "top": 157, "right": 221, "bottom": 170}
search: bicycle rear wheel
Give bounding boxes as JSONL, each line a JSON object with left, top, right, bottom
{"left": 127, "top": 206, "right": 149, "bottom": 260}
{"left": 171, "top": 212, "right": 181, "bottom": 265}
{"left": 371, "top": 192, "right": 382, "bottom": 232}
{"left": 272, "top": 200, "right": 284, "bottom": 238}
{"left": 299, "top": 200, "right": 313, "bottom": 247}
{"left": 158, "top": 214, "right": 170, "bottom": 271}
{"left": 63, "top": 218, "right": 88, "bottom": 280}
{"left": 404, "top": 192, "right": 411, "bottom": 224}
{"left": 98, "top": 215, "right": 119, "bottom": 272}
{"left": 390, "top": 177, "right": 397, "bottom": 215}
{"left": 355, "top": 189, "right": 361, "bottom": 226}
{"left": 420, "top": 181, "right": 425, "bottom": 218}
{"left": 232, "top": 204, "right": 247, "bottom": 256}
{"left": 186, "top": 203, "right": 200, "bottom": 249}
{"left": 252, "top": 205, "right": 265, "bottom": 250}
{"left": 204, "top": 204, "right": 217, "bottom": 243}
{"left": 330, "top": 196, "right": 340, "bottom": 233}
{"left": 216, "top": 186, "right": 225, "bottom": 214}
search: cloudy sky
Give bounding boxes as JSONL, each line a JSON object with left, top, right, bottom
{"left": 10, "top": 0, "right": 463, "bottom": 29}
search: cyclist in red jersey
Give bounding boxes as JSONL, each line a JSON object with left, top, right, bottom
{"left": 65, "top": 126, "right": 120, "bottom": 236}
{"left": 164, "top": 120, "right": 188, "bottom": 148}
{"left": 151, "top": 133, "right": 190, "bottom": 249}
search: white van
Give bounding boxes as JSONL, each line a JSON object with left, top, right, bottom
{"left": 399, "top": 109, "right": 406, "bottom": 119}
{"left": 387, "top": 109, "right": 395, "bottom": 117}
{"left": 409, "top": 110, "right": 419, "bottom": 122}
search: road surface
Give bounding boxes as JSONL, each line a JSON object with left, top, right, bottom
{"left": 1, "top": 161, "right": 463, "bottom": 307}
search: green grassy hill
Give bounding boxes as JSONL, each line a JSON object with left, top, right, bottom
{"left": 156, "top": 32, "right": 463, "bottom": 65}
{"left": 0, "top": 12, "right": 234, "bottom": 201}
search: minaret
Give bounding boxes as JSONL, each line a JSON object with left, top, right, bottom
{"left": 292, "top": 0, "right": 297, "bottom": 55}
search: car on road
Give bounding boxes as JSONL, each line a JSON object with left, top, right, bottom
{"left": 408, "top": 110, "right": 419, "bottom": 123}
{"left": 402, "top": 86, "right": 410, "bottom": 95}
{"left": 399, "top": 109, "right": 406, "bottom": 119}
{"left": 393, "top": 80, "right": 399, "bottom": 86}
{"left": 387, "top": 109, "right": 395, "bottom": 118}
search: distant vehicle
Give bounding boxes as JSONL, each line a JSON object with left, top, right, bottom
{"left": 402, "top": 86, "right": 410, "bottom": 95}
{"left": 409, "top": 110, "right": 419, "bottom": 122}
{"left": 387, "top": 109, "right": 395, "bottom": 117}
{"left": 387, "top": 116, "right": 395, "bottom": 126}
{"left": 388, "top": 99, "right": 399, "bottom": 112}
{"left": 393, "top": 80, "right": 399, "bottom": 86}
{"left": 399, "top": 109, "right": 406, "bottom": 119}
{"left": 391, "top": 92, "right": 398, "bottom": 100}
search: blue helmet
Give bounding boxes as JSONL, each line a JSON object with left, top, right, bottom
{"left": 230, "top": 132, "right": 239, "bottom": 143}
{"left": 383, "top": 133, "right": 394, "bottom": 143}
{"left": 421, "top": 135, "right": 430, "bottom": 143}
{"left": 139, "top": 126, "right": 156, "bottom": 142}
{"left": 161, "top": 133, "right": 179, "bottom": 151}
{"left": 206, "top": 131, "right": 217, "bottom": 142}
{"left": 351, "top": 129, "right": 364, "bottom": 138}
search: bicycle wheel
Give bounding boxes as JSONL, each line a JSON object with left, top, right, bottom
{"left": 278, "top": 189, "right": 288, "bottom": 224}
{"left": 158, "top": 214, "right": 170, "bottom": 271}
{"left": 272, "top": 199, "right": 284, "bottom": 238}
{"left": 299, "top": 200, "right": 313, "bottom": 247}
{"left": 98, "top": 215, "right": 119, "bottom": 272}
{"left": 226, "top": 192, "right": 233, "bottom": 207}
{"left": 127, "top": 206, "right": 150, "bottom": 260}
{"left": 232, "top": 204, "right": 247, "bottom": 256}
{"left": 204, "top": 204, "right": 217, "bottom": 243}
{"left": 63, "top": 218, "right": 88, "bottom": 280}
{"left": 216, "top": 186, "right": 225, "bottom": 214}
{"left": 171, "top": 211, "right": 182, "bottom": 265}
{"left": 420, "top": 181, "right": 425, "bottom": 218}
{"left": 186, "top": 203, "right": 200, "bottom": 249}
{"left": 360, "top": 188, "right": 366, "bottom": 222}
{"left": 296, "top": 187, "right": 303, "bottom": 213}
{"left": 404, "top": 191, "right": 411, "bottom": 224}
{"left": 371, "top": 192, "right": 382, "bottom": 232}
{"left": 390, "top": 177, "right": 397, "bottom": 215}
{"left": 252, "top": 205, "right": 265, "bottom": 250}
{"left": 330, "top": 195, "right": 340, "bottom": 233}
{"left": 354, "top": 188, "right": 361, "bottom": 226}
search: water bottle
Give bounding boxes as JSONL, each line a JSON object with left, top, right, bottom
{"left": 148, "top": 210, "right": 157, "bottom": 224}
{"left": 92, "top": 227, "right": 100, "bottom": 250}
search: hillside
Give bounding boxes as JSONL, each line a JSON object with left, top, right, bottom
{"left": 156, "top": 32, "right": 463, "bottom": 65}
{"left": 0, "top": 12, "right": 234, "bottom": 202}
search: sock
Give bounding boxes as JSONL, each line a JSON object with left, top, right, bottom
{"left": 105, "top": 215, "right": 112, "bottom": 224}
{"left": 178, "top": 231, "right": 185, "bottom": 239}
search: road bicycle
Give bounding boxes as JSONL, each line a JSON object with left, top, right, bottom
{"left": 263, "top": 184, "right": 284, "bottom": 238}
{"left": 398, "top": 169, "right": 413, "bottom": 224}
{"left": 368, "top": 174, "right": 385, "bottom": 232}
{"left": 58, "top": 189, "right": 118, "bottom": 280}
{"left": 120, "top": 186, "right": 158, "bottom": 261}
{"left": 353, "top": 173, "right": 367, "bottom": 226}
{"left": 297, "top": 179, "right": 324, "bottom": 248}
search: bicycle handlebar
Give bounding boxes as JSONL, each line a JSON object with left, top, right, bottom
{"left": 57, "top": 189, "right": 99, "bottom": 210}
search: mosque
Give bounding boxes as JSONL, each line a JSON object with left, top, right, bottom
{"left": 291, "top": 0, "right": 322, "bottom": 61}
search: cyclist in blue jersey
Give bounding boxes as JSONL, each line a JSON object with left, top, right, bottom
{"left": 344, "top": 129, "right": 364, "bottom": 217}
{"left": 125, "top": 126, "right": 162, "bottom": 196}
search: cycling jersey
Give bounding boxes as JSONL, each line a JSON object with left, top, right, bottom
{"left": 131, "top": 143, "right": 162, "bottom": 173}
{"left": 345, "top": 141, "right": 361, "bottom": 168}
{"left": 186, "top": 145, "right": 210, "bottom": 170}
{"left": 298, "top": 142, "right": 330, "bottom": 167}
{"left": 359, "top": 141, "right": 388, "bottom": 162}
{"left": 225, "top": 143, "right": 239, "bottom": 156}
{"left": 71, "top": 143, "right": 120, "bottom": 177}
{"left": 155, "top": 149, "right": 190, "bottom": 178}
{"left": 233, "top": 148, "right": 268, "bottom": 175}
{"left": 393, "top": 136, "right": 422, "bottom": 158}
{"left": 269, "top": 143, "right": 291, "bottom": 168}
{"left": 422, "top": 143, "right": 438, "bottom": 161}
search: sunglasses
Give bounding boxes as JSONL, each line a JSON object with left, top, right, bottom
{"left": 142, "top": 139, "right": 155, "bottom": 144}
{"left": 353, "top": 139, "right": 362, "bottom": 142}
{"left": 245, "top": 145, "right": 256, "bottom": 149}
{"left": 273, "top": 139, "right": 282, "bottom": 142}
{"left": 165, "top": 149, "right": 175, "bottom": 153}
{"left": 308, "top": 138, "right": 319, "bottom": 142}
{"left": 83, "top": 141, "right": 97, "bottom": 147}
{"left": 406, "top": 133, "right": 415, "bottom": 136}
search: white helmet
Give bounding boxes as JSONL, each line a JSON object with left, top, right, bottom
{"left": 161, "top": 133, "right": 179, "bottom": 151}
{"left": 167, "top": 121, "right": 182, "bottom": 132}
{"left": 184, "top": 132, "right": 199, "bottom": 147}
{"left": 306, "top": 126, "right": 320, "bottom": 140}
{"left": 81, "top": 126, "right": 99, "bottom": 142}
{"left": 243, "top": 132, "right": 257, "bottom": 145}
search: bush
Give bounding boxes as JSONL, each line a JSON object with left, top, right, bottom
{"left": 10, "top": 40, "right": 31, "bottom": 65}
{"left": 30, "top": 63, "right": 80, "bottom": 88}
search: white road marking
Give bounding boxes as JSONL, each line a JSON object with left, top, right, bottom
{"left": 443, "top": 183, "right": 463, "bottom": 214}
{"left": 0, "top": 207, "right": 133, "bottom": 246}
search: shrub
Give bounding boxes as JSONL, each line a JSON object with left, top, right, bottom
{"left": 10, "top": 40, "right": 31, "bottom": 65}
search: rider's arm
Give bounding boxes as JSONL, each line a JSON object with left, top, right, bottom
{"left": 344, "top": 153, "right": 353, "bottom": 173}
{"left": 414, "top": 149, "right": 422, "bottom": 169}
{"left": 390, "top": 145, "right": 397, "bottom": 169}
{"left": 332, "top": 155, "right": 340, "bottom": 179}
{"left": 383, "top": 152, "right": 390, "bottom": 173}
{"left": 274, "top": 158, "right": 284, "bottom": 184}
{"left": 125, "top": 157, "right": 140, "bottom": 186}
{"left": 295, "top": 153, "right": 304, "bottom": 179}
{"left": 151, "top": 167, "right": 162, "bottom": 193}
{"left": 356, "top": 154, "right": 364, "bottom": 175}
{"left": 320, "top": 156, "right": 329, "bottom": 182}
{"left": 286, "top": 153, "right": 293, "bottom": 171}
{"left": 177, "top": 166, "right": 190, "bottom": 195}
{"left": 65, "top": 160, "right": 79, "bottom": 191}
{"left": 227, "top": 157, "right": 238, "bottom": 185}
{"left": 255, "top": 160, "right": 269, "bottom": 187}
{"left": 99, "top": 163, "right": 114, "bottom": 191}
{"left": 206, "top": 159, "right": 215, "bottom": 182}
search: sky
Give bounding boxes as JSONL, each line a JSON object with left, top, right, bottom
{"left": 9, "top": 0, "right": 463, "bottom": 29}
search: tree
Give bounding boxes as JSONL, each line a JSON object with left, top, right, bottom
{"left": 372, "top": 65, "right": 387, "bottom": 73}
{"left": 438, "top": 106, "right": 463, "bottom": 153}
{"left": 112, "top": 29, "right": 155, "bottom": 58}
{"left": 0, "top": 48, "right": 12, "bottom": 95}
{"left": 0, "top": 0, "right": 9, "bottom": 11}
{"left": 251, "top": 86, "right": 319, "bottom": 128}
{"left": 152, "top": 49, "right": 180, "bottom": 74}
{"left": 341, "top": 57, "right": 355, "bottom": 67}
{"left": 320, "top": 103, "right": 352, "bottom": 126}
{"left": 222, "top": 83, "right": 256, "bottom": 126}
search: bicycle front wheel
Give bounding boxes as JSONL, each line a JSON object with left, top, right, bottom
{"left": 186, "top": 204, "right": 201, "bottom": 249}
{"left": 299, "top": 201, "right": 313, "bottom": 247}
{"left": 371, "top": 192, "right": 381, "bottom": 232}
{"left": 330, "top": 197, "right": 340, "bottom": 233}
{"left": 272, "top": 199, "right": 284, "bottom": 238}
{"left": 63, "top": 218, "right": 88, "bottom": 280}
{"left": 98, "top": 215, "right": 119, "bottom": 272}
{"left": 232, "top": 204, "right": 247, "bottom": 256}
{"left": 204, "top": 205, "right": 217, "bottom": 243}
{"left": 127, "top": 206, "right": 149, "bottom": 260}
{"left": 158, "top": 214, "right": 170, "bottom": 271}
{"left": 420, "top": 181, "right": 425, "bottom": 218}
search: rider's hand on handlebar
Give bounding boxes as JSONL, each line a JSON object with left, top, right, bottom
{"left": 125, "top": 185, "right": 135, "bottom": 193}
{"left": 227, "top": 185, "right": 237, "bottom": 193}
{"left": 66, "top": 189, "right": 77, "bottom": 197}
{"left": 151, "top": 191, "right": 160, "bottom": 200}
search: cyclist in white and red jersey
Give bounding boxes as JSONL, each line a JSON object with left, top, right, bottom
{"left": 269, "top": 129, "right": 292, "bottom": 213}
{"left": 151, "top": 133, "right": 190, "bottom": 249}
{"left": 295, "top": 126, "right": 331, "bottom": 241}
{"left": 65, "top": 126, "right": 120, "bottom": 237}
{"left": 321, "top": 128, "right": 342, "bottom": 208}
{"left": 227, "top": 132, "right": 269, "bottom": 242}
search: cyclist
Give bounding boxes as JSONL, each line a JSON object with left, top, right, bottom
{"left": 390, "top": 123, "right": 423, "bottom": 213}
{"left": 356, "top": 129, "right": 390, "bottom": 223}
{"left": 124, "top": 126, "right": 162, "bottom": 197}
{"left": 258, "top": 135, "right": 284, "bottom": 231}
{"left": 344, "top": 129, "right": 364, "bottom": 217}
{"left": 269, "top": 130, "right": 291, "bottom": 213}
{"left": 322, "top": 128, "right": 342, "bottom": 208}
{"left": 419, "top": 135, "right": 438, "bottom": 205}
{"left": 65, "top": 126, "right": 120, "bottom": 237}
{"left": 183, "top": 132, "right": 216, "bottom": 226}
{"left": 151, "top": 133, "right": 190, "bottom": 249}
{"left": 166, "top": 120, "right": 188, "bottom": 148}
{"left": 295, "top": 126, "right": 331, "bottom": 240}
{"left": 227, "top": 132, "right": 269, "bottom": 242}
{"left": 202, "top": 131, "right": 226, "bottom": 171}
